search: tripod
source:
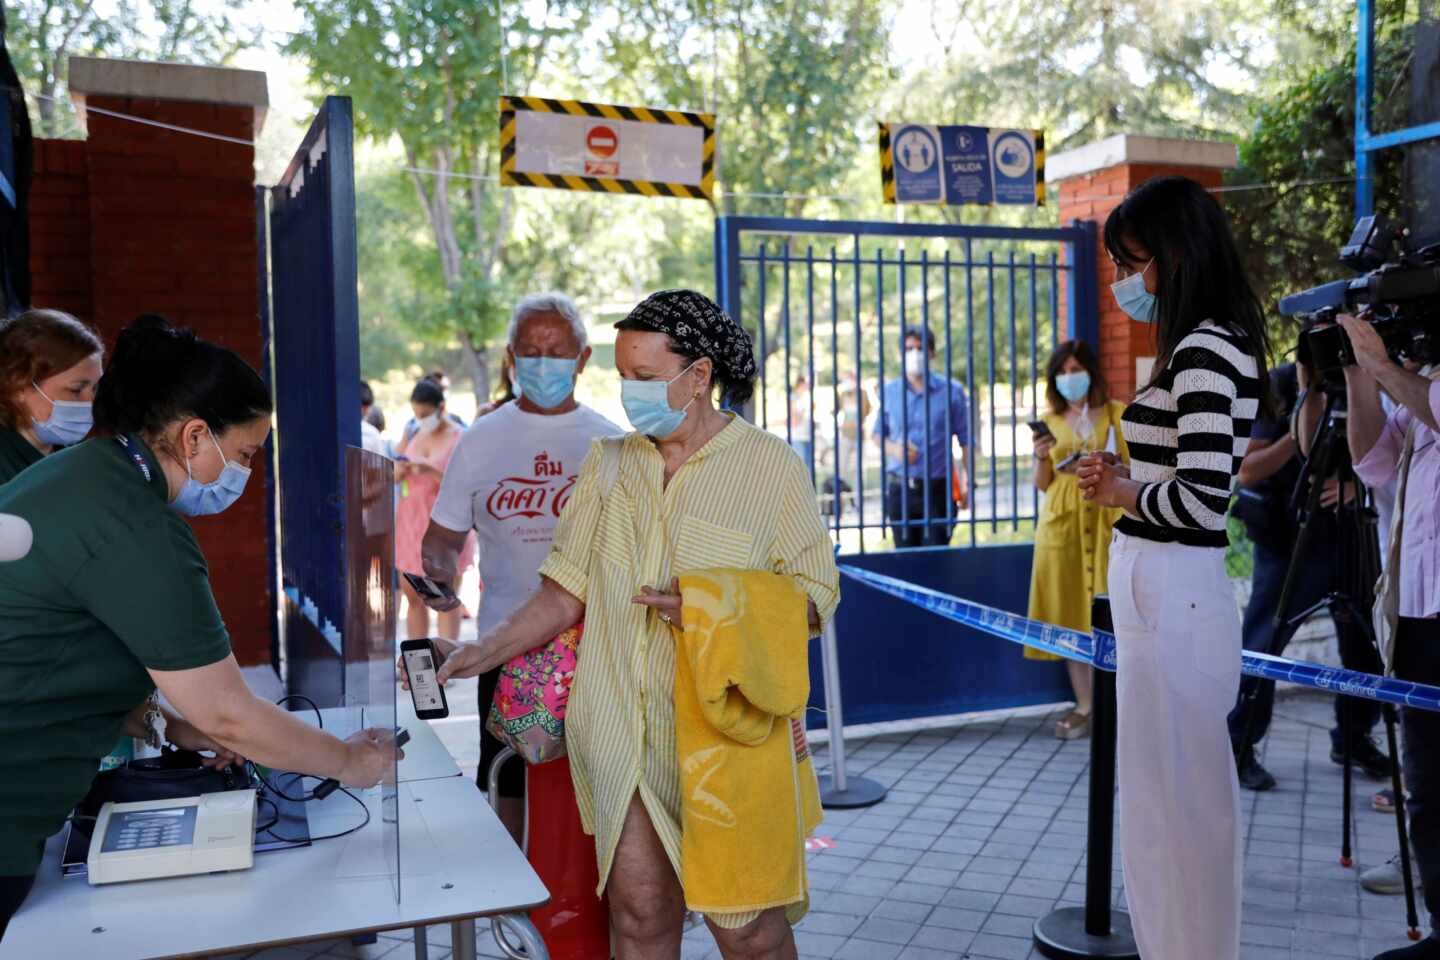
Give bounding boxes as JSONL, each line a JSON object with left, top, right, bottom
{"left": 1269, "top": 392, "right": 1422, "bottom": 938}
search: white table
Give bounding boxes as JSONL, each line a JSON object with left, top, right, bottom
{"left": 3, "top": 775, "right": 550, "bottom": 960}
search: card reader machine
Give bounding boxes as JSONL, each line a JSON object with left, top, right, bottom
{"left": 86, "top": 788, "right": 257, "bottom": 885}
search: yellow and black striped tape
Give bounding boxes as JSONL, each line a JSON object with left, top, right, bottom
{"left": 878, "top": 123, "right": 895, "bottom": 204}
{"left": 499, "top": 96, "right": 715, "bottom": 201}
{"left": 879, "top": 123, "right": 1047, "bottom": 207}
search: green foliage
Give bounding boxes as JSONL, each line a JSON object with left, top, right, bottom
{"left": 1226, "top": 510, "right": 1256, "bottom": 580}
{"left": 7, "top": 0, "right": 259, "bottom": 138}
{"left": 1225, "top": 4, "right": 1412, "bottom": 353}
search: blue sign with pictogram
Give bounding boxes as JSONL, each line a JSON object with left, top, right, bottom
{"left": 881, "top": 123, "right": 1044, "bottom": 207}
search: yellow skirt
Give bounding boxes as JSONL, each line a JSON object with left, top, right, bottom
{"left": 1024, "top": 473, "right": 1121, "bottom": 661}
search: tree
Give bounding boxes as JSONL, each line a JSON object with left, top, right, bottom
{"left": 1225, "top": 2, "right": 1412, "bottom": 343}
{"left": 8, "top": 0, "right": 259, "bottom": 138}
{"left": 286, "top": 0, "right": 592, "bottom": 403}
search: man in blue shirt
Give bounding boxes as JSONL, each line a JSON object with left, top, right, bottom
{"left": 872, "top": 326, "right": 970, "bottom": 547}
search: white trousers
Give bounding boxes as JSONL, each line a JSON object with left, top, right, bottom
{"left": 1109, "top": 532, "right": 1242, "bottom": 960}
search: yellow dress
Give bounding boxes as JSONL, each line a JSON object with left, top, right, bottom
{"left": 1024, "top": 400, "right": 1130, "bottom": 660}
{"left": 537, "top": 416, "right": 840, "bottom": 926}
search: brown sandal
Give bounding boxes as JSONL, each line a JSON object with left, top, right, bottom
{"left": 1055, "top": 711, "right": 1091, "bottom": 741}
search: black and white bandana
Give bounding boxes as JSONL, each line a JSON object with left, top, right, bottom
{"left": 618, "top": 289, "right": 757, "bottom": 383}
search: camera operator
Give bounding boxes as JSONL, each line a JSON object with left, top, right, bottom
{"left": 1336, "top": 312, "right": 1440, "bottom": 960}
{"left": 1227, "top": 358, "right": 1390, "bottom": 792}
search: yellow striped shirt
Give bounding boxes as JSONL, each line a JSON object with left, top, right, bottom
{"left": 537, "top": 415, "right": 840, "bottom": 918}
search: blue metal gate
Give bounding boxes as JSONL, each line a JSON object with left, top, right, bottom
{"left": 714, "top": 215, "right": 1100, "bottom": 723}
{"left": 265, "top": 97, "right": 361, "bottom": 705}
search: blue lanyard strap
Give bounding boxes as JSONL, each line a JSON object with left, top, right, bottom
{"left": 114, "top": 436, "right": 153, "bottom": 483}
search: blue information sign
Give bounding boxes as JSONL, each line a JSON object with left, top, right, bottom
{"left": 882, "top": 123, "right": 1044, "bottom": 207}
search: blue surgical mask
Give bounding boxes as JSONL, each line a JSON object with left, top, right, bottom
{"left": 1110, "top": 259, "right": 1157, "bottom": 324}
{"left": 1055, "top": 371, "right": 1091, "bottom": 404}
{"left": 31, "top": 381, "right": 93, "bottom": 446}
{"left": 620, "top": 361, "right": 698, "bottom": 438}
{"left": 172, "top": 428, "right": 251, "bottom": 517}
{"left": 514, "top": 356, "right": 578, "bottom": 410}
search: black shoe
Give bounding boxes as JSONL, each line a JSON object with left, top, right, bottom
{"left": 1333, "top": 737, "right": 1395, "bottom": 780}
{"left": 1237, "top": 750, "right": 1277, "bottom": 791}
{"left": 1374, "top": 935, "right": 1440, "bottom": 959}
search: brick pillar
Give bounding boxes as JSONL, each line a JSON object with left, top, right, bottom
{"left": 1049, "top": 135, "right": 1238, "bottom": 400}
{"left": 62, "top": 57, "right": 274, "bottom": 666}
{"left": 28, "top": 140, "right": 92, "bottom": 318}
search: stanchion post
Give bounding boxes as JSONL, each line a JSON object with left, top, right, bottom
{"left": 817, "top": 619, "right": 888, "bottom": 809}
{"left": 1034, "top": 596, "right": 1137, "bottom": 959}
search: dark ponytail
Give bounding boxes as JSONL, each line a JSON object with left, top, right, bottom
{"left": 93, "top": 316, "right": 272, "bottom": 439}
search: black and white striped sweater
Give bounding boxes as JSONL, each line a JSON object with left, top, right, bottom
{"left": 1117, "top": 321, "right": 1262, "bottom": 548}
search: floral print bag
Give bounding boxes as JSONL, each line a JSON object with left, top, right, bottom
{"left": 484, "top": 437, "right": 624, "bottom": 764}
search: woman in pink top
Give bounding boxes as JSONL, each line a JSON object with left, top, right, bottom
{"left": 395, "top": 378, "right": 475, "bottom": 640}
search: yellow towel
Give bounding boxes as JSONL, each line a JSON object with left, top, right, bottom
{"left": 672, "top": 568, "right": 824, "bottom": 916}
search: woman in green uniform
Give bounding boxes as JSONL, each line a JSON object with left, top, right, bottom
{"left": 0, "top": 309, "right": 104, "bottom": 483}
{"left": 0, "top": 317, "right": 399, "bottom": 937}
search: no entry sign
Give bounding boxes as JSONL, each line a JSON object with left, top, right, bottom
{"left": 500, "top": 96, "right": 716, "bottom": 200}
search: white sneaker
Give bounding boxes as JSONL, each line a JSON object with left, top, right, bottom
{"left": 1362, "top": 854, "right": 1421, "bottom": 896}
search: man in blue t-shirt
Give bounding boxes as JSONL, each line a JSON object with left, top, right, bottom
{"left": 872, "top": 326, "right": 970, "bottom": 547}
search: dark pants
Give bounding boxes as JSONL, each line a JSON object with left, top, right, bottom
{"left": 476, "top": 668, "right": 524, "bottom": 799}
{"left": 1228, "top": 536, "right": 1383, "bottom": 756}
{"left": 0, "top": 874, "right": 35, "bottom": 940}
{"left": 1395, "top": 616, "right": 1440, "bottom": 931}
{"left": 886, "top": 477, "right": 953, "bottom": 548}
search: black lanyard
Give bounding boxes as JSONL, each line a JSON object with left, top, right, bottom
{"left": 113, "top": 435, "right": 154, "bottom": 483}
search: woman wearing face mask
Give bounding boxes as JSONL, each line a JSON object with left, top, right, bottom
{"left": 0, "top": 309, "right": 104, "bottom": 482}
{"left": 1025, "top": 340, "right": 1129, "bottom": 740}
{"left": 394, "top": 377, "right": 474, "bottom": 641}
{"left": 1076, "top": 177, "right": 1270, "bottom": 960}
{"left": 432, "top": 289, "right": 839, "bottom": 960}
{"left": 0, "top": 317, "right": 399, "bottom": 937}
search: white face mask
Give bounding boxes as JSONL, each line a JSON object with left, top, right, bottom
{"left": 905, "top": 348, "right": 928, "bottom": 377}
{"left": 417, "top": 412, "right": 441, "bottom": 433}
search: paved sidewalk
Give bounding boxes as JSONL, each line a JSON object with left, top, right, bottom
{"left": 232, "top": 690, "right": 1423, "bottom": 960}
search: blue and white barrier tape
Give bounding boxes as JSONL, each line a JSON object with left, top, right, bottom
{"left": 839, "top": 565, "right": 1440, "bottom": 713}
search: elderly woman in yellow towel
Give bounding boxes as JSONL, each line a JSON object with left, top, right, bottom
{"left": 437, "top": 288, "right": 840, "bottom": 960}
{"left": 1025, "top": 339, "right": 1129, "bottom": 739}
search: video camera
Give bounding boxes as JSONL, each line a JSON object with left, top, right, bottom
{"left": 1280, "top": 216, "right": 1440, "bottom": 385}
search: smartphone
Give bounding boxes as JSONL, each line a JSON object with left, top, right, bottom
{"left": 1027, "top": 419, "right": 1054, "bottom": 441}
{"left": 394, "top": 726, "right": 411, "bottom": 748}
{"left": 400, "top": 639, "right": 450, "bottom": 719}
{"left": 1056, "top": 452, "right": 1082, "bottom": 472}
{"left": 402, "top": 571, "right": 457, "bottom": 604}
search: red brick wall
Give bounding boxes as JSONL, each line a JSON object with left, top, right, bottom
{"left": 1058, "top": 163, "right": 1226, "bottom": 401}
{"left": 27, "top": 99, "right": 271, "bottom": 667}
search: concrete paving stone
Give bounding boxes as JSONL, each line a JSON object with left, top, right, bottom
{"left": 906, "top": 866, "right": 963, "bottom": 887}
{"left": 859, "top": 860, "right": 915, "bottom": 881}
{"left": 836, "top": 874, "right": 899, "bottom": 898}
{"left": 1292, "top": 926, "right": 1360, "bottom": 956}
{"left": 915, "top": 850, "right": 975, "bottom": 872}
{"left": 1241, "top": 922, "right": 1295, "bottom": 947}
{"left": 886, "top": 881, "right": 951, "bottom": 906}
{"left": 832, "top": 938, "right": 904, "bottom": 960}
{"left": 992, "top": 893, "right": 1055, "bottom": 918}
{"left": 980, "top": 841, "right": 1035, "bottom": 860}
{"left": 908, "top": 924, "right": 977, "bottom": 952}
{"left": 868, "top": 845, "right": 927, "bottom": 866}
{"left": 979, "top": 912, "right": 1035, "bottom": 938}
{"left": 1005, "top": 876, "right": 1065, "bottom": 900}
{"left": 910, "top": 804, "right": 962, "bottom": 822}
{"left": 897, "top": 942, "right": 968, "bottom": 960}
{"left": 965, "top": 857, "right": 1023, "bottom": 879}
{"left": 894, "top": 818, "right": 949, "bottom": 837}
{"left": 965, "top": 932, "right": 1034, "bottom": 959}
{"left": 854, "top": 916, "right": 921, "bottom": 945}
{"left": 888, "top": 831, "right": 938, "bottom": 851}
{"left": 870, "top": 899, "right": 935, "bottom": 923}
{"left": 1017, "top": 860, "right": 1074, "bottom": 881}
{"left": 811, "top": 891, "right": 885, "bottom": 918}
{"left": 1296, "top": 894, "right": 1361, "bottom": 918}
{"left": 921, "top": 793, "right": 972, "bottom": 810}
{"left": 1237, "top": 946, "right": 1294, "bottom": 960}
{"left": 794, "top": 930, "right": 849, "bottom": 958}
{"left": 965, "top": 798, "right": 1015, "bottom": 815}
{"left": 837, "top": 826, "right": 894, "bottom": 845}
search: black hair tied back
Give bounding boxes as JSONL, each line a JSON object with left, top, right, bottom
{"left": 93, "top": 315, "right": 273, "bottom": 439}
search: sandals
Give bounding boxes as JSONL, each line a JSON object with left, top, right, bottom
{"left": 1056, "top": 711, "right": 1091, "bottom": 741}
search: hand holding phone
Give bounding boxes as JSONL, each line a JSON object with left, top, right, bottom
{"left": 402, "top": 571, "right": 461, "bottom": 612}
{"left": 400, "top": 639, "right": 450, "bottom": 719}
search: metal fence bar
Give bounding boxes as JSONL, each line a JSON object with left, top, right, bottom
{"left": 986, "top": 251, "right": 997, "bottom": 534}
{"left": 757, "top": 244, "right": 769, "bottom": 430}
{"left": 875, "top": 245, "right": 888, "bottom": 541}
{"left": 782, "top": 245, "right": 793, "bottom": 444}
{"left": 942, "top": 250, "right": 955, "bottom": 536}
{"left": 852, "top": 237, "right": 865, "bottom": 554}
{"left": 1029, "top": 253, "right": 1041, "bottom": 522}
{"left": 1050, "top": 252, "right": 1061, "bottom": 353}
{"left": 805, "top": 245, "right": 818, "bottom": 481}
{"left": 829, "top": 246, "right": 842, "bottom": 540}
{"left": 964, "top": 238, "right": 977, "bottom": 549}
{"left": 1008, "top": 250, "right": 1019, "bottom": 532}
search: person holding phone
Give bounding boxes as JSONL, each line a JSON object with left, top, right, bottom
{"left": 0, "top": 309, "right": 104, "bottom": 483}
{"left": 394, "top": 377, "right": 474, "bottom": 642}
{"left": 1077, "top": 177, "right": 1269, "bottom": 960}
{"left": 1025, "top": 340, "right": 1129, "bottom": 740}
{"left": 0, "top": 317, "right": 399, "bottom": 938}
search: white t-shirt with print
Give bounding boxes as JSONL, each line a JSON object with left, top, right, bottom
{"left": 431, "top": 401, "right": 623, "bottom": 635}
